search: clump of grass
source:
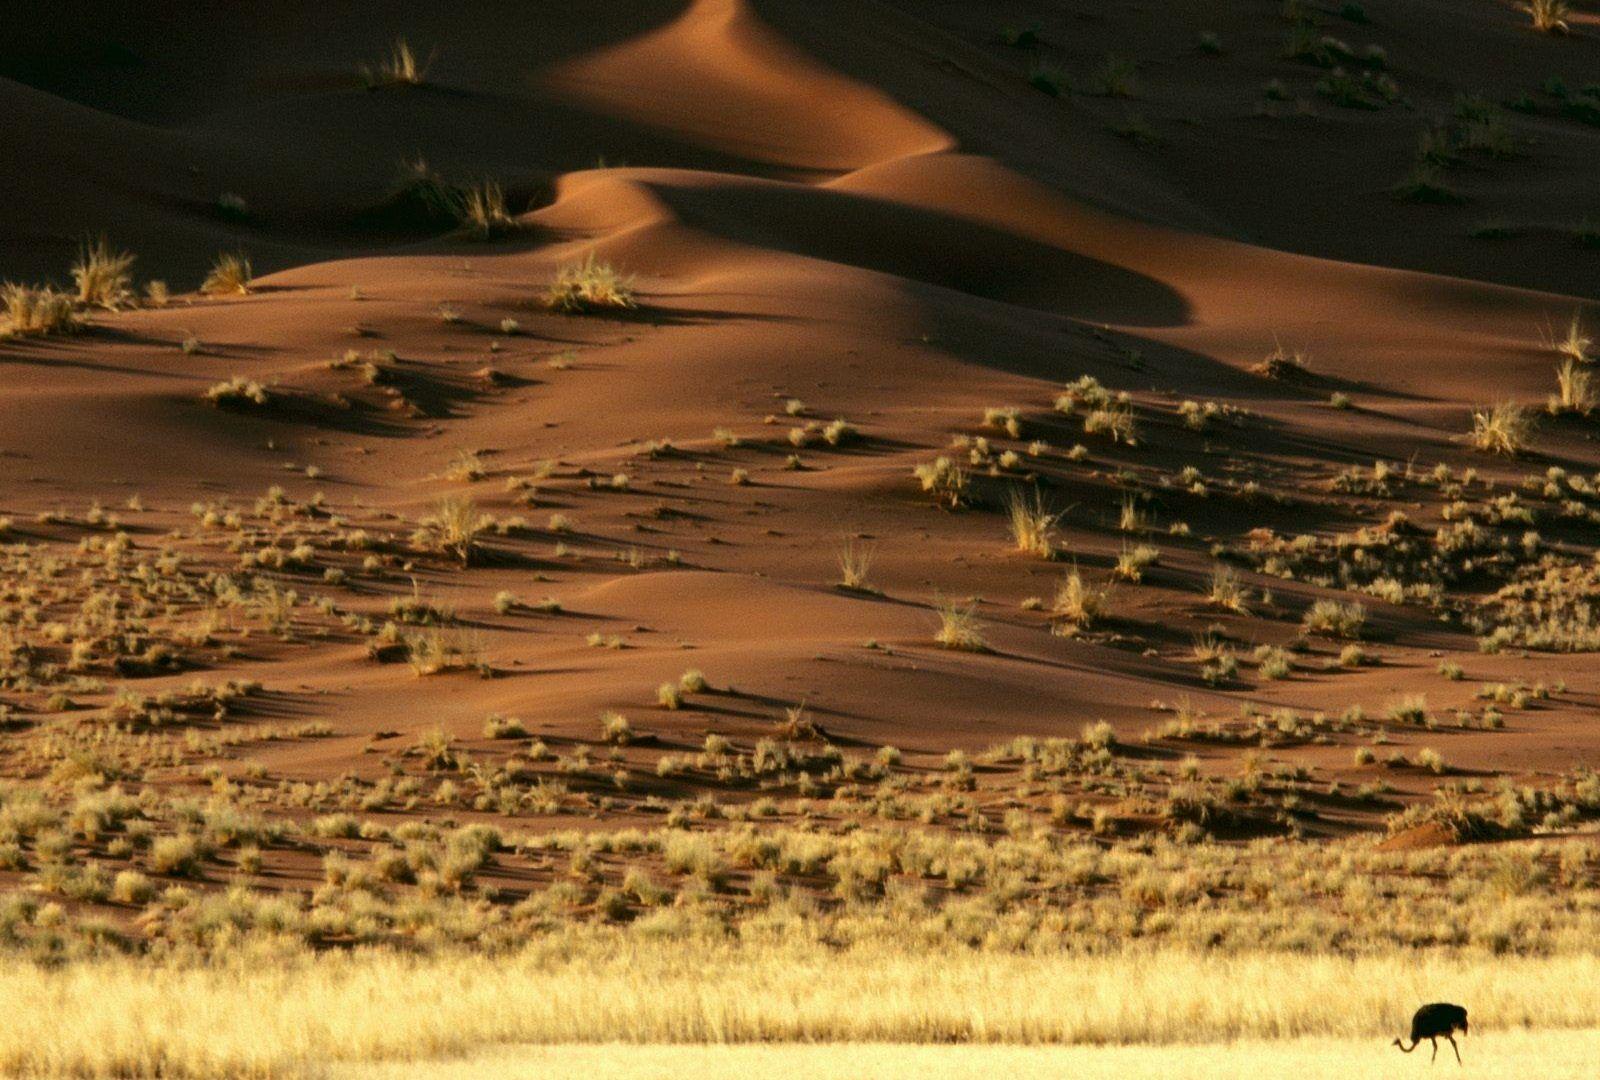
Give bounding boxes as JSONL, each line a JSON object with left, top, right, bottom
{"left": 483, "top": 714, "right": 528, "bottom": 739}
{"left": 1254, "top": 339, "right": 1310, "bottom": 379}
{"left": 201, "top": 253, "right": 253, "bottom": 296}
{"left": 460, "top": 181, "right": 514, "bottom": 240}
{"left": 1551, "top": 359, "right": 1596, "bottom": 416}
{"left": 363, "top": 38, "right": 430, "bottom": 88}
{"left": 1114, "top": 543, "right": 1159, "bottom": 583}
{"left": 1205, "top": 566, "right": 1250, "bottom": 613}
{"left": 600, "top": 711, "right": 633, "bottom": 745}
{"left": 983, "top": 406, "right": 1023, "bottom": 438}
{"left": 1529, "top": 0, "right": 1572, "bottom": 33}
{"left": 405, "top": 629, "right": 485, "bottom": 677}
{"left": 204, "top": 376, "right": 270, "bottom": 408}
{"left": 934, "top": 597, "right": 986, "bottom": 652}
{"left": 426, "top": 497, "right": 486, "bottom": 566}
{"left": 913, "top": 457, "right": 968, "bottom": 509}
{"left": 1083, "top": 400, "right": 1136, "bottom": 443}
{"left": 1548, "top": 312, "right": 1592, "bottom": 364}
{"left": 545, "top": 254, "right": 635, "bottom": 313}
{"left": 837, "top": 539, "right": 877, "bottom": 592}
{"left": 1006, "top": 490, "right": 1061, "bottom": 558}
{"left": 1, "top": 284, "right": 77, "bottom": 337}
{"left": 1052, "top": 569, "right": 1110, "bottom": 632}
{"left": 1303, "top": 599, "right": 1366, "bottom": 638}
{"left": 1470, "top": 402, "right": 1534, "bottom": 455}
{"left": 72, "top": 237, "right": 135, "bottom": 310}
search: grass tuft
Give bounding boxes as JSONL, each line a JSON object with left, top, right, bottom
{"left": 72, "top": 237, "right": 135, "bottom": 310}
{"left": 1471, "top": 402, "right": 1534, "bottom": 455}
{"left": 201, "top": 253, "right": 253, "bottom": 297}
{"left": 545, "top": 254, "right": 635, "bottom": 313}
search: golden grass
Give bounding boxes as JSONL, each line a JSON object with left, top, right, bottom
{"left": 1549, "top": 312, "right": 1592, "bottom": 364}
{"left": 3, "top": 946, "right": 1598, "bottom": 1078}
{"left": 1051, "top": 568, "right": 1109, "bottom": 632}
{"left": 837, "top": 538, "right": 876, "bottom": 591}
{"left": 426, "top": 496, "right": 484, "bottom": 566}
{"left": 545, "top": 253, "right": 635, "bottom": 313}
{"left": 1552, "top": 358, "right": 1595, "bottom": 415}
{"left": 1005, "top": 489, "right": 1060, "bottom": 558}
{"left": 1470, "top": 401, "right": 1534, "bottom": 455}
{"left": 72, "top": 236, "right": 135, "bottom": 310}
{"left": 340, "top": 1031, "right": 1600, "bottom": 1080}
{"left": 340, "top": 1036, "right": 1600, "bottom": 1080}
{"left": 363, "top": 38, "right": 429, "bottom": 87}
{"left": 460, "top": 181, "right": 514, "bottom": 239}
{"left": 934, "top": 596, "right": 986, "bottom": 651}
{"left": 1529, "top": 0, "right": 1572, "bottom": 33}
{"left": 0, "top": 283, "right": 77, "bottom": 337}
{"left": 200, "top": 252, "right": 253, "bottom": 296}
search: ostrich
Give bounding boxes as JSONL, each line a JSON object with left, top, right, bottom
{"left": 1393, "top": 1003, "right": 1469, "bottom": 1064}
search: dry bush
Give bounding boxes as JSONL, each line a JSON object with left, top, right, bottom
{"left": 934, "top": 597, "right": 986, "bottom": 651}
{"left": 1529, "top": 0, "right": 1572, "bottom": 33}
{"left": 914, "top": 457, "right": 968, "bottom": 509}
{"left": 545, "top": 254, "right": 635, "bottom": 313}
{"left": 1205, "top": 566, "right": 1249, "bottom": 613}
{"left": 1548, "top": 312, "right": 1592, "bottom": 364}
{"left": 204, "top": 377, "right": 270, "bottom": 407}
{"left": 363, "top": 38, "right": 430, "bottom": 87}
{"left": 460, "top": 181, "right": 514, "bottom": 240}
{"left": 837, "top": 539, "right": 876, "bottom": 592}
{"left": 72, "top": 237, "right": 135, "bottom": 310}
{"left": 1551, "top": 360, "right": 1596, "bottom": 416}
{"left": 201, "top": 253, "right": 253, "bottom": 296}
{"left": 426, "top": 496, "right": 486, "bottom": 566}
{"left": 1006, "top": 490, "right": 1061, "bottom": 558}
{"left": 1302, "top": 599, "right": 1365, "bottom": 638}
{"left": 1052, "top": 569, "right": 1110, "bottom": 632}
{"left": 1471, "top": 402, "right": 1534, "bottom": 455}
{"left": 1, "top": 284, "right": 77, "bottom": 337}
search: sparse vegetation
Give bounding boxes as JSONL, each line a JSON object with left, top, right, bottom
{"left": 1471, "top": 402, "right": 1535, "bottom": 455}
{"left": 1006, "top": 489, "right": 1061, "bottom": 558}
{"left": 363, "top": 38, "right": 430, "bottom": 88}
{"left": 71, "top": 237, "right": 135, "bottom": 310}
{"left": 1, "top": 284, "right": 77, "bottom": 337}
{"left": 200, "top": 253, "right": 253, "bottom": 296}
{"left": 545, "top": 254, "right": 635, "bottom": 313}
{"left": 934, "top": 597, "right": 986, "bottom": 651}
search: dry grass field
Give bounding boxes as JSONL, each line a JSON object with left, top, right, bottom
{"left": 340, "top": 1035, "right": 1600, "bottom": 1080}
{"left": 4, "top": 944, "right": 1599, "bottom": 1076}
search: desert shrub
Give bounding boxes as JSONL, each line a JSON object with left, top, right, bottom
{"left": 1, "top": 284, "right": 77, "bottom": 337}
{"left": 201, "top": 253, "right": 253, "bottom": 296}
{"left": 545, "top": 254, "right": 635, "bottom": 312}
{"left": 1470, "top": 402, "right": 1534, "bottom": 455}
{"left": 1303, "top": 599, "right": 1366, "bottom": 638}
{"left": 460, "top": 181, "right": 514, "bottom": 239}
{"left": 204, "top": 377, "right": 270, "bottom": 407}
{"left": 1006, "top": 490, "right": 1061, "bottom": 558}
{"left": 934, "top": 597, "right": 986, "bottom": 651}
{"left": 363, "top": 38, "right": 429, "bottom": 87}
{"left": 1052, "top": 570, "right": 1110, "bottom": 632}
{"left": 72, "top": 237, "right": 135, "bottom": 310}
{"left": 1529, "top": 0, "right": 1572, "bottom": 33}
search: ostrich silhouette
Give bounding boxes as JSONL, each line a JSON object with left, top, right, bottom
{"left": 1393, "top": 1003, "right": 1468, "bottom": 1064}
